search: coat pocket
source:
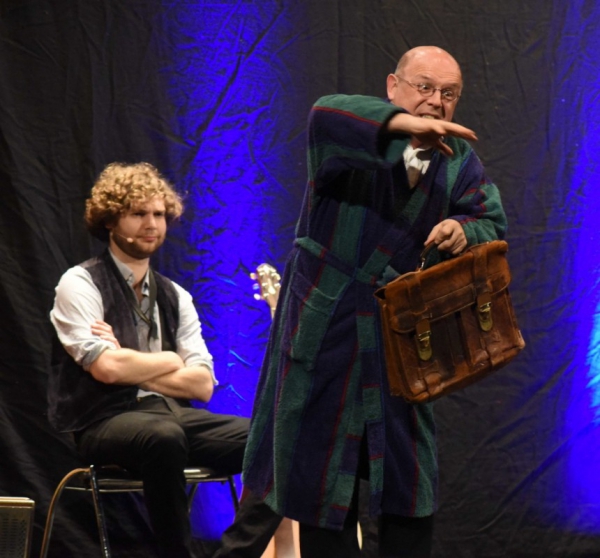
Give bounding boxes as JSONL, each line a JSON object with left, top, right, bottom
{"left": 282, "top": 270, "right": 340, "bottom": 369}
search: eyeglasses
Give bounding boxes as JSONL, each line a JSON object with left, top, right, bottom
{"left": 395, "top": 75, "right": 460, "bottom": 103}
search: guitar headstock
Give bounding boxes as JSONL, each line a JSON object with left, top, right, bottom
{"left": 251, "top": 263, "right": 281, "bottom": 319}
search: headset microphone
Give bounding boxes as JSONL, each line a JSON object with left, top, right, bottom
{"left": 112, "top": 231, "right": 134, "bottom": 243}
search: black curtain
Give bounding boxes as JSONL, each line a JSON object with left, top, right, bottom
{"left": 1, "top": 1, "right": 599, "bottom": 557}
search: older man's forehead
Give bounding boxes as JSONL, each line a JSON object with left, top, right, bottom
{"left": 411, "top": 70, "right": 462, "bottom": 86}
{"left": 404, "top": 60, "right": 462, "bottom": 87}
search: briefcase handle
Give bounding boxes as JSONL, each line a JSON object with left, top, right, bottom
{"left": 417, "top": 242, "right": 439, "bottom": 272}
{"left": 417, "top": 241, "right": 471, "bottom": 272}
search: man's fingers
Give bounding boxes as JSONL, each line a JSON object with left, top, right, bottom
{"left": 435, "top": 139, "right": 453, "bottom": 156}
{"left": 92, "top": 320, "right": 114, "bottom": 333}
{"left": 412, "top": 120, "right": 477, "bottom": 156}
{"left": 443, "top": 122, "right": 477, "bottom": 141}
{"left": 395, "top": 113, "right": 477, "bottom": 140}
{"left": 419, "top": 119, "right": 476, "bottom": 141}
{"left": 425, "top": 219, "right": 467, "bottom": 255}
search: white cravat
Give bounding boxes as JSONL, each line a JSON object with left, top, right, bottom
{"left": 403, "top": 144, "right": 432, "bottom": 188}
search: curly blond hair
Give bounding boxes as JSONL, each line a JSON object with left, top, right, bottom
{"left": 85, "top": 162, "right": 183, "bottom": 239}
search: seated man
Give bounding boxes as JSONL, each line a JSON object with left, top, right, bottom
{"left": 48, "top": 162, "right": 249, "bottom": 558}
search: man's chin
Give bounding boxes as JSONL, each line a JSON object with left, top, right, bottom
{"left": 124, "top": 242, "right": 162, "bottom": 260}
{"left": 111, "top": 233, "right": 164, "bottom": 259}
{"left": 131, "top": 246, "right": 159, "bottom": 260}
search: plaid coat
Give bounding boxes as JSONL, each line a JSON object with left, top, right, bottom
{"left": 243, "top": 95, "right": 507, "bottom": 529}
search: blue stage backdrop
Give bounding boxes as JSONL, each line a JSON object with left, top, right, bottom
{"left": 152, "top": 1, "right": 309, "bottom": 538}
{"left": 150, "top": 0, "right": 600, "bottom": 544}
{"left": 91, "top": 0, "right": 600, "bottom": 548}
{"left": 6, "top": 1, "right": 600, "bottom": 556}
{"left": 159, "top": 1, "right": 308, "bottom": 414}
{"left": 556, "top": 2, "right": 600, "bottom": 532}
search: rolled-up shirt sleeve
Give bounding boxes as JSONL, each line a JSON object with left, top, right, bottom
{"left": 51, "top": 266, "right": 218, "bottom": 384}
{"left": 171, "top": 282, "right": 218, "bottom": 385}
{"left": 50, "top": 266, "right": 117, "bottom": 371}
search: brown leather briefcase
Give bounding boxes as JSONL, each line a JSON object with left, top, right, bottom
{"left": 374, "top": 240, "right": 525, "bottom": 403}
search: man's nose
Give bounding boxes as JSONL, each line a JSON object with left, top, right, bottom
{"left": 427, "top": 89, "right": 443, "bottom": 106}
{"left": 143, "top": 214, "right": 157, "bottom": 227}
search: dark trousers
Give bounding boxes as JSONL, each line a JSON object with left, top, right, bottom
{"left": 216, "top": 430, "right": 433, "bottom": 558}
{"left": 298, "top": 430, "right": 434, "bottom": 558}
{"left": 215, "top": 489, "right": 433, "bottom": 558}
{"left": 76, "top": 396, "right": 249, "bottom": 558}
{"left": 299, "top": 510, "right": 433, "bottom": 558}
{"left": 214, "top": 489, "right": 283, "bottom": 558}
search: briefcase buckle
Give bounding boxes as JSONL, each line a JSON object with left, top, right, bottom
{"left": 477, "top": 293, "right": 493, "bottom": 332}
{"left": 415, "top": 319, "right": 433, "bottom": 361}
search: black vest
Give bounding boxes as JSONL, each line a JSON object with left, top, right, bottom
{"left": 47, "top": 250, "right": 180, "bottom": 432}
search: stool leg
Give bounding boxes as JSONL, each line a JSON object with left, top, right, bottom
{"left": 187, "top": 484, "right": 199, "bottom": 515}
{"left": 227, "top": 476, "right": 240, "bottom": 511}
{"left": 40, "top": 468, "right": 90, "bottom": 558}
{"left": 88, "top": 465, "right": 112, "bottom": 558}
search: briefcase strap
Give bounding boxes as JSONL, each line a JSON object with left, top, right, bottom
{"left": 406, "top": 242, "right": 499, "bottom": 359}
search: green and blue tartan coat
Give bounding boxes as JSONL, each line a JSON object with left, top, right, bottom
{"left": 243, "top": 95, "right": 507, "bottom": 529}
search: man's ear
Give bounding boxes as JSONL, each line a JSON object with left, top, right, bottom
{"left": 105, "top": 215, "right": 120, "bottom": 231}
{"left": 386, "top": 73, "right": 398, "bottom": 101}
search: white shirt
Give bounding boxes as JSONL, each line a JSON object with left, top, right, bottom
{"left": 403, "top": 144, "right": 432, "bottom": 188}
{"left": 50, "top": 251, "right": 217, "bottom": 388}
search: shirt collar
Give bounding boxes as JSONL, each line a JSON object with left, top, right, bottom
{"left": 108, "top": 248, "right": 150, "bottom": 296}
{"left": 403, "top": 144, "right": 432, "bottom": 165}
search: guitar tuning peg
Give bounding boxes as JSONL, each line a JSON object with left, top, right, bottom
{"left": 253, "top": 293, "right": 262, "bottom": 301}
{"left": 252, "top": 284, "right": 259, "bottom": 291}
{"left": 250, "top": 272, "right": 257, "bottom": 280}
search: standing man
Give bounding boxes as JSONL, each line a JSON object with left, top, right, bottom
{"left": 241, "top": 46, "right": 507, "bottom": 557}
{"left": 49, "top": 162, "right": 249, "bottom": 558}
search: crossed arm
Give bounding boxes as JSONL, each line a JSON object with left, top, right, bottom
{"left": 89, "top": 320, "right": 214, "bottom": 402}
{"left": 51, "top": 265, "right": 216, "bottom": 403}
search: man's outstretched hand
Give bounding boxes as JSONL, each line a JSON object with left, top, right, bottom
{"left": 386, "top": 112, "right": 477, "bottom": 156}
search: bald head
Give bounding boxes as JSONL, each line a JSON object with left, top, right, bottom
{"left": 396, "top": 46, "right": 462, "bottom": 81}
{"left": 387, "top": 45, "right": 463, "bottom": 122}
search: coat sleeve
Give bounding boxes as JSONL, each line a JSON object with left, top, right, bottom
{"left": 307, "top": 94, "right": 410, "bottom": 187}
{"left": 445, "top": 141, "right": 508, "bottom": 245}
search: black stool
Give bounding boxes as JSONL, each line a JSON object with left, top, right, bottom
{"left": 40, "top": 464, "right": 239, "bottom": 558}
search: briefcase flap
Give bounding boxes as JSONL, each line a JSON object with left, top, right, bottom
{"left": 374, "top": 241, "right": 524, "bottom": 402}
{"left": 375, "top": 241, "right": 511, "bottom": 333}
